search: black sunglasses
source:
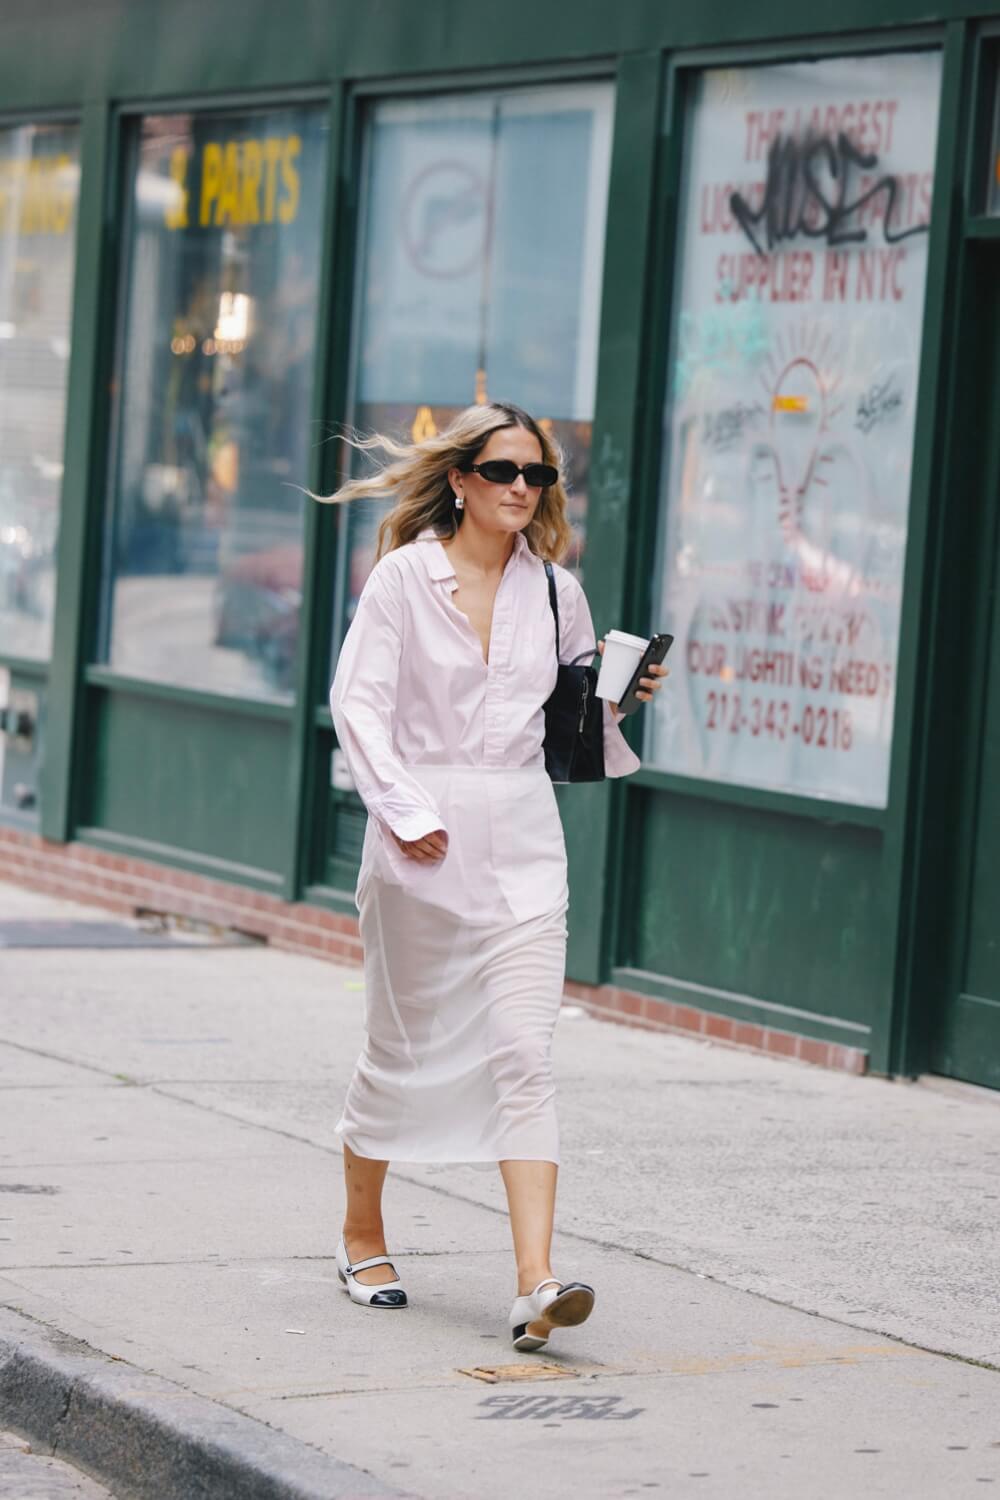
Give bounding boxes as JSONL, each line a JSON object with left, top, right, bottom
{"left": 461, "top": 460, "right": 559, "bottom": 488}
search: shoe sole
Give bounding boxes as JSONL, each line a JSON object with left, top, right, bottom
{"left": 543, "top": 1285, "right": 595, "bottom": 1328}
{"left": 512, "top": 1284, "right": 596, "bottom": 1351}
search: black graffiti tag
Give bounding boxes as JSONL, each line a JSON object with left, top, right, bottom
{"left": 856, "top": 372, "right": 904, "bottom": 434}
{"left": 730, "top": 132, "right": 929, "bottom": 256}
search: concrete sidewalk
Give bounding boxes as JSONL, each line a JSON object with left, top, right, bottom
{"left": 0, "top": 878, "right": 998, "bottom": 1499}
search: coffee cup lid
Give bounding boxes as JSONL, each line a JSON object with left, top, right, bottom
{"left": 604, "top": 629, "right": 649, "bottom": 651}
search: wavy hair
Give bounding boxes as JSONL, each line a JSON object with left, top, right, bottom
{"left": 314, "top": 402, "right": 574, "bottom": 564}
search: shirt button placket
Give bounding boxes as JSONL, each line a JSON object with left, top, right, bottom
{"left": 485, "top": 579, "right": 513, "bottom": 768}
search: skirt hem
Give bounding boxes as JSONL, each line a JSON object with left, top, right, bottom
{"left": 335, "top": 1124, "right": 558, "bottom": 1166}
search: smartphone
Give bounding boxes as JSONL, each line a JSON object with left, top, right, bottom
{"left": 616, "top": 633, "right": 674, "bottom": 715}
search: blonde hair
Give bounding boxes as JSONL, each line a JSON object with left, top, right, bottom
{"left": 314, "top": 402, "right": 574, "bottom": 564}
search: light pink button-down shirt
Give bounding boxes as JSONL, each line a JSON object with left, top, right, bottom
{"left": 329, "top": 526, "right": 641, "bottom": 844}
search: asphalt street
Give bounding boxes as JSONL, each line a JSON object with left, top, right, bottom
{"left": 0, "top": 1427, "right": 117, "bottom": 1498}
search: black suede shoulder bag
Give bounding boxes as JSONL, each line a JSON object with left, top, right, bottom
{"left": 541, "top": 560, "right": 606, "bottom": 784}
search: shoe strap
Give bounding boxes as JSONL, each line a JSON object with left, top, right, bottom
{"left": 346, "top": 1253, "right": 395, "bottom": 1274}
{"left": 532, "top": 1278, "right": 562, "bottom": 1296}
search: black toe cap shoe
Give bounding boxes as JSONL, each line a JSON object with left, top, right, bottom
{"left": 369, "top": 1288, "right": 408, "bottom": 1307}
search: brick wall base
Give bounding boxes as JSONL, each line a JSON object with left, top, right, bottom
{"left": 0, "top": 827, "right": 868, "bottom": 1077}
{"left": 561, "top": 981, "right": 867, "bottom": 1075}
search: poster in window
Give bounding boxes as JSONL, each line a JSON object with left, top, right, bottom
{"left": 647, "top": 53, "right": 942, "bottom": 807}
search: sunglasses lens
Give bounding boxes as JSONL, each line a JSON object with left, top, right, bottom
{"left": 477, "top": 461, "right": 519, "bottom": 484}
{"left": 472, "top": 460, "right": 559, "bottom": 486}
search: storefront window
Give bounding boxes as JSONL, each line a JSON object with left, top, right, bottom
{"left": 100, "top": 105, "right": 326, "bottom": 698}
{"left": 0, "top": 121, "right": 80, "bottom": 661}
{"left": 648, "top": 52, "right": 942, "bottom": 807}
{"left": 335, "top": 82, "right": 613, "bottom": 640}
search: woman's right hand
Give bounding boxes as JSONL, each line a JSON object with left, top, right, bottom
{"left": 391, "top": 828, "right": 448, "bottom": 863}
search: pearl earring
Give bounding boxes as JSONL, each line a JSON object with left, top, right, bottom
{"left": 454, "top": 493, "right": 464, "bottom": 510}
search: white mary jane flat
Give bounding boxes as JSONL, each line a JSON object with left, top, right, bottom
{"left": 335, "top": 1236, "right": 408, "bottom": 1308}
{"left": 509, "top": 1275, "right": 595, "bottom": 1352}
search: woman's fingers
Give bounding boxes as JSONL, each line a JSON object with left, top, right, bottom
{"left": 635, "top": 664, "right": 671, "bottom": 701}
{"left": 407, "top": 844, "right": 440, "bottom": 861}
{"left": 394, "top": 829, "right": 448, "bottom": 862}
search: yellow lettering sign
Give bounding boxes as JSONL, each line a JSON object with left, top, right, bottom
{"left": 241, "top": 139, "right": 262, "bottom": 224}
{"left": 262, "top": 137, "right": 282, "bottom": 222}
{"left": 199, "top": 142, "right": 222, "bottom": 227}
{"left": 0, "top": 154, "right": 75, "bottom": 236}
{"left": 216, "top": 140, "right": 241, "bottom": 225}
{"left": 176, "top": 133, "right": 302, "bottom": 231}
{"left": 278, "top": 134, "right": 300, "bottom": 224}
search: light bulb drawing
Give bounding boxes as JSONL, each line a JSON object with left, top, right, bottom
{"left": 748, "top": 322, "right": 872, "bottom": 601}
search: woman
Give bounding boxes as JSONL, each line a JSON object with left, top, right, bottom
{"left": 324, "top": 402, "right": 667, "bottom": 1352}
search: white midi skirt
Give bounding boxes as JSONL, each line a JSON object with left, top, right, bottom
{"left": 334, "top": 764, "right": 570, "bottom": 1165}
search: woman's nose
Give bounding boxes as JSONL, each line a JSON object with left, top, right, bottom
{"left": 511, "top": 473, "right": 528, "bottom": 496}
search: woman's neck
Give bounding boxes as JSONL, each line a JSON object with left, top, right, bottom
{"left": 443, "top": 518, "right": 516, "bottom": 577}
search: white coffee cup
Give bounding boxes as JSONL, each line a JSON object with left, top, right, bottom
{"left": 596, "top": 628, "right": 649, "bottom": 702}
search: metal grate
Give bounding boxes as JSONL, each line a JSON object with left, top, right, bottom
{"left": 0, "top": 921, "right": 247, "bottom": 950}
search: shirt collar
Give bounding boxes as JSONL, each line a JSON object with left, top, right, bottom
{"left": 415, "top": 526, "right": 537, "bottom": 582}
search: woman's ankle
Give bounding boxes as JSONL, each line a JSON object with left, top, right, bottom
{"left": 342, "top": 1222, "right": 386, "bottom": 1249}
{"left": 340, "top": 1223, "right": 396, "bottom": 1286}
{"left": 516, "top": 1267, "right": 556, "bottom": 1296}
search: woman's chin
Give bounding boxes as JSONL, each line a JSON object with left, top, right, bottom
{"left": 496, "top": 506, "right": 533, "bottom": 527}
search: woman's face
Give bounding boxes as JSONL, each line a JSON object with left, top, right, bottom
{"left": 449, "top": 425, "right": 545, "bottom": 537}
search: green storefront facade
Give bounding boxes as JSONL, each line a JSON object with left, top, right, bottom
{"left": 1, "top": 1, "right": 999, "bottom": 1088}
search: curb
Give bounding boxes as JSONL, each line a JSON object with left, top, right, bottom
{"left": 0, "top": 1304, "right": 412, "bottom": 1500}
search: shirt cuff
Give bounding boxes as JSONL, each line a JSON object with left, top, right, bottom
{"left": 603, "top": 701, "right": 642, "bottom": 778}
{"left": 369, "top": 791, "right": 447, "bottom": 843}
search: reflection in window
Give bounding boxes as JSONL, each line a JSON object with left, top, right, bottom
{"left": 100, "top": 106, "right": 326, "bottom": 698}
{"left": 0, "top": 122, "right": 80, "bottom": 661}
{"left": 336, "top": 83, "right": 613, "bottom": 643}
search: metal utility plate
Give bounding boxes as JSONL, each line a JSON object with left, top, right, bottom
{"left": 457, "top": 1364, "right": 578, "bottom": 1383}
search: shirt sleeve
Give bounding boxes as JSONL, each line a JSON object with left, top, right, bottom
{"left": 557, "top": 570, "right": 642, "bottom": 779}
{"left": 329, "top": 562, "right": 447, "bottom": 843}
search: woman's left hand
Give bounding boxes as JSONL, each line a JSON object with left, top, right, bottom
{"left": 597, "top": 638, "right": 671, "bottom": 716}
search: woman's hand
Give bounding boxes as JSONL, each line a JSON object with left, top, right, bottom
{"left": 391, "top": 828, "right": 448, "bottom": 863}
{"left": 597, "top": 638, "right": 671, "bottom": 715}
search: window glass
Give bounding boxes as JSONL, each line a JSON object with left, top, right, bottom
{"left": 100, "top": 105, "right": 326, "bottom": 698}
{"left": 989, "top": 60, "right": 1000, "bottom": 214}
{"left": 334, "top": 82, "right": 613, "bottom": 643}
{"left": 647, "top": 53, "right": 942, "bottom": 807}
{"left": 0, "top": 121, "right": 80, "bottom": 660}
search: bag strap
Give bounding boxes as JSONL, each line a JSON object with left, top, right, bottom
{"left": 543, "top": 560, "right": 597, "bottom": 668}
{"left": 543, "top": 560, "right": 561, "bottom": 660}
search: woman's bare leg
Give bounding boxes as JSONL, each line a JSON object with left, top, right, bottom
{"left": 499, "top": 1159, "right": 558, "bottom": 1298}
{"left": 341, "top": 1142, "right": 398, "bottom": 1285}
